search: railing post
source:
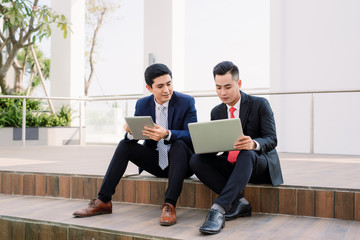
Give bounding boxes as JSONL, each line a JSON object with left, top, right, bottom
{"left": 79, "top": 100, "right": 84, "bottom": 145}
{"left": 22, "top": 98, "right": 26, "bottom": 146}
{"left": 125, "top": 100, "right": 128, "bottom": 117}
{"left": 310, "top": 93, "right": 314, "bottom": 154}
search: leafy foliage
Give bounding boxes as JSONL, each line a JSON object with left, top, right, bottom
{"left": 0, "top": 0, "right": 70, "bottom": 94}
{"left": 0, "top": 96, "right": 72, "bottom": 128}
{"left": 17, "top": 45, "right": 50, "bottom": 92}
{"left": 1, "top": 0, "right": 70, "bottom": 40}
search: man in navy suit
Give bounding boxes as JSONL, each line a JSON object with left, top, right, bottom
{"left": 74, "top": 63, "right": 197, "bottom": 226}
{"left": 190, "top": 61, "right": 283, "bottom": 234}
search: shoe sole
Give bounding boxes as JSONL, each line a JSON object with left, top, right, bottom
{"left": 199, "top": 229, "right": 222, "bottom": 234}
{"left": 73, "top": 211, "right": 112, "bottom": 218}
{"left": 160, "top": 221, "right": 177, "bottom": 226}
{"left": 225, "top": 211, "right": 251, "bottom": 221}
{"left": 199, "top": 222, "right": 225, "bottom": 234}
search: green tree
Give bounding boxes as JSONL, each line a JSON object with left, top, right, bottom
{"left": 17, "top": 45, "right": 50, "bottom": 95}
{"left": 85, "top": 0, "right": 120, "bottom": 96}
{"left": 0, "top": 0, "right": 70, "bottom": 94}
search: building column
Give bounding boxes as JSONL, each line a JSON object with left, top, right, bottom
{"left": 143, "top": 0, "right": 185, "bottom": 92}
{"left": 50, "top": 0, "right": 85, "bottom": 105}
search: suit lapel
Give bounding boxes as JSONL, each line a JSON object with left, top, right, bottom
{"left": 148, "top": 95, "right": 156, "bottom": 121}
{"left": 219, "top": 103, "right": 228, "bottom": 119}
{"left": 239, "top": 91, "right": 250, "bottom": 128}
{"left": 167, "top": 92, "right": 177, "bottom": 129}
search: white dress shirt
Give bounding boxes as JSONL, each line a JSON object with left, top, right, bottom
{"left": 226, "top": 97, "right": 260, "bottom": 151}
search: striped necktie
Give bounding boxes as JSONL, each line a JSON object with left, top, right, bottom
{"left": 157, "top": 105, "right": 168, "bottom": 169}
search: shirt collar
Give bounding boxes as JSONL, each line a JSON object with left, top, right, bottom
{"left": 226, "top": 96, "right": 241, "bottom": 111}
{"left": 154, "top": 99, "right": 169, "bottom": 110}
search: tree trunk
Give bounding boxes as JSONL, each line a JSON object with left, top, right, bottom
{"left": 26, "top": 70, "right": 36, "bottom": 95}
{"left": 0, "top": 43, "right": 22, "bottom": 94}
{"left": 13, "top": 59, "right": 24, "bottom": 93}
{"left": 85, "top": 7, "right": 108, "bottom": 96}
{"left": 0, "top": 73, "right": 10, "bottom": 94}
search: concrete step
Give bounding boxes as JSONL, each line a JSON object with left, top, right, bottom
{"left": 1, "top": 146, "right": 360, "bottom": 222}
{"left": 1, "top": 195, "right": 360, "bottom": 240}
{"left": 1, "top": 170, "right": 360, "bottom": 221}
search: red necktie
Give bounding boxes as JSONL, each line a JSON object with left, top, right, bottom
{"left": 227, "top": 107, "right": 240, "bottom": 163}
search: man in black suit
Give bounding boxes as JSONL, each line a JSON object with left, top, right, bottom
{"left": 73, "top": 63, "right": 197, "bottom": 226}
{"left": 190, "top": 61, "right": 283, "bottom": 234}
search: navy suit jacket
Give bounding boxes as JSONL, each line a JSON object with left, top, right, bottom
{"left": 211, "top": 91, "right": 283, "bottom": 186}
{"left": 126, "top": 91, "right": 197, "bottom": 150}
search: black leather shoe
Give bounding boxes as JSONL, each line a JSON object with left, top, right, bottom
{"left": 225, "top": 200, "right": 252, "bottom": 221}
{"left": 199, "top": 209, "right": 225, "bottom": 234}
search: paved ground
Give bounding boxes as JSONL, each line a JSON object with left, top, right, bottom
{"left": 1, "top": 195, "right": 359, "bottom": 240}
{"left": 1, "top": 145, "right": 360, "bottom": 190}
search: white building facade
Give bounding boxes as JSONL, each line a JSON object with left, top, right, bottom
{"left": 50, "top": 0, "right": 360, "bottom": 155}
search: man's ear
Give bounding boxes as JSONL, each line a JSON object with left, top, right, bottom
{"left": 237, "top": 79, "right": 242, "bottom": 89}
{"left": 146, "top": 84, "right": 153, "bottom": 93}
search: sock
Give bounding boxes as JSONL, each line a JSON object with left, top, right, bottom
{"left": 98, "top": 195, "right": 111, "bottom": 203}
{"left": 211, "top": 203, "right": 226, "bottom": 215}
{"left": 165, "top": 199, "right": 176, "bottom": 207}
{"left": 239, "top": 197, "right": 249, "bottom": 204}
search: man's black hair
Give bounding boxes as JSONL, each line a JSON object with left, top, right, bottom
{"left": 213, "top": 61, "right": 239, "bottom": 80}
{"left": 144, "top": 63, "right": 172, "bottom": 87}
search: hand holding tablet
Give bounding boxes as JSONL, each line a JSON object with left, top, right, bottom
{"left": 124, "top": 116, "right": 155, "bottom": 140}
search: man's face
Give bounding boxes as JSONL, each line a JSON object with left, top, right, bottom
{"left": 146, "top": 74, "right": 173, "bottom": 105}
{"left": 215, "top": 72, "right": 241, "bottom": 106}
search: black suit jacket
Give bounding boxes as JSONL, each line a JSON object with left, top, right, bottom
{"left": 211, "top": 91, "right": 283, "bottom": 186}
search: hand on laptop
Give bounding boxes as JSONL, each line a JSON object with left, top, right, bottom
{"left": 233, "top": 136, "right": 256, "bottom": 150}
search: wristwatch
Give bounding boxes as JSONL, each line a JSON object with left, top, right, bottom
{"left": 163, "top": 130, "right": 170, "bottom": 139}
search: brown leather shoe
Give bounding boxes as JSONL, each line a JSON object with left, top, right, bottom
{"left": 73, "top": 199, "right": 112, "bottom": 217}
{"left": 160, "top": 203, "right": 177, "bottom": 226}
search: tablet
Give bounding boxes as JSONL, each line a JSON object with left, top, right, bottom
{"left": 188, "top": 118, "right": 244, "bottom": 154}
{"left": 124, "top": 116, "right": 155, "bottom": 140}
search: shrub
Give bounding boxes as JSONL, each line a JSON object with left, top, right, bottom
{"left": 0, "top": 96, "right": 72, "bottom": 128}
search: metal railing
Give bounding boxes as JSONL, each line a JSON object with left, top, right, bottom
{"left": 186, "top": 89, "right": 360, "bottom": 154}
{"left": 0, "top": 95, "right": 89, "bottom": 146}
{"left": 1, "top": 89, "right": 360, "bottom": 149}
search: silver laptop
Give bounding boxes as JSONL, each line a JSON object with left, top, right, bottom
{"left": 188, "top": 118, "right": 244, "bottom": 154}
